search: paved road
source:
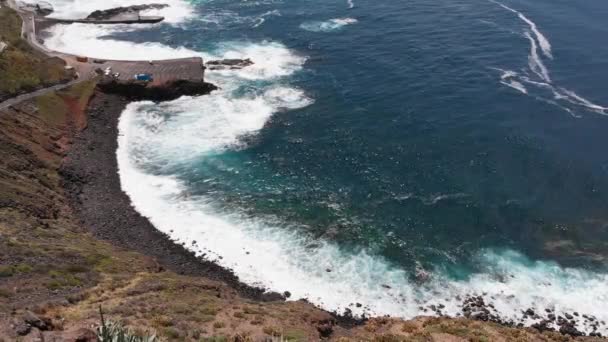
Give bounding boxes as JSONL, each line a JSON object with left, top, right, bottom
{"left": 0, "top": 1, "right": 205, "bottom": 110}
{"left": 0, "top": 80, "right": 80, "bottom": 110}
{"left": 0, "top": 0, "right": 94, "bottom": 110}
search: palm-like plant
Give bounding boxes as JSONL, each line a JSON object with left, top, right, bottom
{"left": 97, "top": 306, "right": 158, "bottom": 342}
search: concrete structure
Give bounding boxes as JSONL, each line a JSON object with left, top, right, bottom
{"left": 0, "top": 41, "right": 6, "bottom": 54}
{"left": 97, "top": 57, "right": 205, "bottom": 86}
{"left": 0, "top": 0, "right": 208, "bottom": 110}
{"left": 47, "top": 15, "right": 164, "bottom": 24}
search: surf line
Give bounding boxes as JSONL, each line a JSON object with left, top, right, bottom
{"left": 489, "top": 0, "right": 552, "bottom": 59}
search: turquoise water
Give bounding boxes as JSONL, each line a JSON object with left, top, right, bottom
{"left": 174, "top": 0, "right": 608, "bottom": 269}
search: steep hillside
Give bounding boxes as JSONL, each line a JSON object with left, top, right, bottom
{"left": 0, "top": 5, "right": 73, "bottom": 102}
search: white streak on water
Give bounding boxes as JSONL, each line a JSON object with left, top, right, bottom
{"left": 524, "top": 31, "right": 551, "bottom": 83}
{"left": 300, "top": 18, "right": 358, "bottom": 32}
{"left": 490, "top": 1, "right": 608, "bottom": 116}
{"left": 491, "top": 0, "right": 552, "bottom": 59}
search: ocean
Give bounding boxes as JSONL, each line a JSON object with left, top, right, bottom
{"left": 43, "top": 0, "right": 608, "bottom": 333}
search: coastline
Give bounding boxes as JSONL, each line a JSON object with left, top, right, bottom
{"left": 60, "top": 90, "right": 286, "bottom": 302}
{"left": 2, "top": 0, "right": 605, "bottom": 339}
{"left": 58, "top": 90, "right": 598, "bottom": 338}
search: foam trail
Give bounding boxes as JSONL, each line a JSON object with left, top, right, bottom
{"left": 500, "top": 79, "right": 527, "bottom": 94}
{"left": 300, "top": 18, "right": 358, "bottom": 33}
{"left": 491, "top": 0, "right": 552, "bottom": 59}
{"left": 557, "top": 88, "right": 608, "bottom": 115}
{"left": 524, "top": 31, "right": 551, "bottom": 83}
{"left": 347, "top": 0, "right": 355, "bottom": 9}
{"left": 252, "top": 10, "right": 281, "bottom": 28}
{"left": 252, "top": 18, "right": 265, "bottom": 28}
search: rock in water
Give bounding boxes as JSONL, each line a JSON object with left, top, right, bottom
{"left": 86, "top": 4, "right": 169, "bottom": 20}
{"left": 205, "top": 58, "right": 255, "bottom": 70}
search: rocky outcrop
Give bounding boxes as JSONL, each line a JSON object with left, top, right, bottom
{"left": 85, "top": 4, "right": 168, "bottom": 20}
{"left": 205, "top": 58, "right": 254, "bottom": 70}
{"left": 96, "top": 78, "right": 218, "bottom": 102}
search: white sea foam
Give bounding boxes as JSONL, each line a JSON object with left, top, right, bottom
{"left": 347, "top": 0, "right": 355, "bottom": 9}
{"left": 43, "top": 24, "right": 202, "bottom": 60}
{"left": 491, "top": 0, "right": 608, "bottom": 116}
{"left": 491, "top": 0, "right": 552, "bottom": 59}
{"left": 300, "top": 18, "right": 358, "bottom": 33}
{"left": 502, "top": 80, "right": 527, "bottom": 94}
{"left": 524, "top": 31, "right": 551, "bottom": 83}
{"left": 497, "top": 70, "right": 528, "bottom": 94}
{"left": 557, "top": 88, "right": 608, "bottom": 115}
{"left": 252, "top": 10, "right": 281, "bottom": 28}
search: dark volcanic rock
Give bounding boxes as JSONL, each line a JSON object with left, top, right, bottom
{"left": 206, "top": 58, "right": 254, "bottom": 70}
{"left": 23, "top": 311, "right": 51, "bottom": 331}
{"left": 86, "top": 4, "right": 169, "bottom": 20}
{"left": 15, "top": 322, "right": 31, "bottom": 336}
{"left": 559, "top": 322, "right": 583, "bottom": 337}
{"left": 531, "top": 320, "right": 554, "bottom": 333}
{"left": 97, "top": 78, "right": 217, "bottom": 102}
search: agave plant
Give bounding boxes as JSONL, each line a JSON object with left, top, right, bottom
{"left": 97, "top": 306, "right": 158, "bottom": 342}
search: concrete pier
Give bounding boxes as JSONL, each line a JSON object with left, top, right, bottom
{"left": 47, "top": 16, "right": 164, "bottom": 24}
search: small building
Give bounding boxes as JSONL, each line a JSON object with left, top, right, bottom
{"left": 0, "top": 41, "right": 7, "bottom": 54}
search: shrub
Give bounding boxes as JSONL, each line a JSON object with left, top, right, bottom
{"left": 97, "top": 307, "right": 157, "bottom": 342}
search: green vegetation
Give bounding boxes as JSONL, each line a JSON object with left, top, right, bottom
{"left": 0, "top": 263, "right": 33, "bottom": 277}
{"left": 0, "top": 6, "right": 71, "bottom": 100}
{"left": 35, "top": 78, "right": 97, "bottom": 125}
{"left": 98, "top": 308, "right": 158, "bottom": 342}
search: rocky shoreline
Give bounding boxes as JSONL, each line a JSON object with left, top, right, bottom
{"left": 60, "top": 88, "right": 285, "bottom": 302}
{"left": 60, "top": 82, "right": 607, "bottom": 338}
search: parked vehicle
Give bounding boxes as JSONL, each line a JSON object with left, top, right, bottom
{"left": 134, "top": 74, "right": 153, "bottom": 82}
